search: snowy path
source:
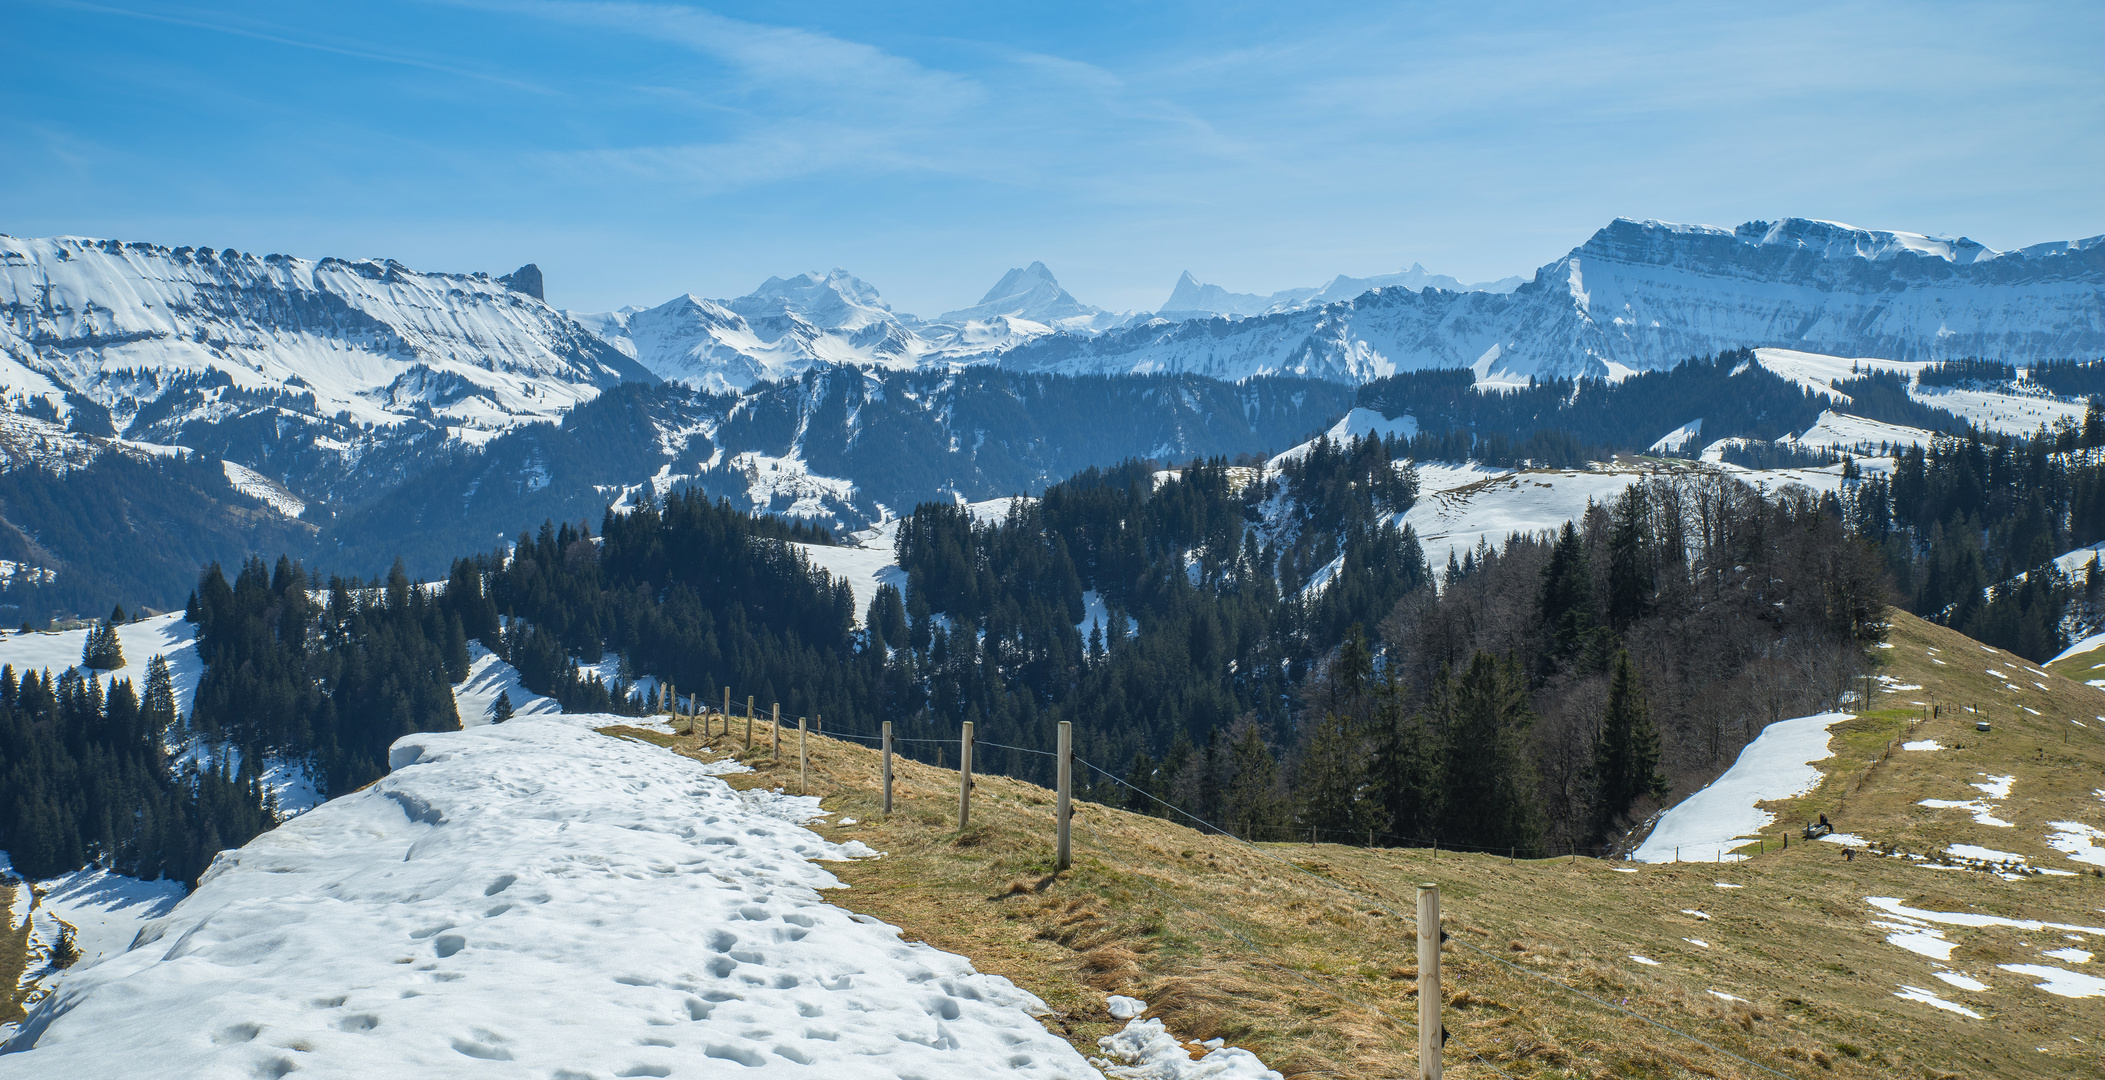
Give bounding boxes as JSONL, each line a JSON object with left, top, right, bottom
{"left": 1, "top": 718, "right": 1101, "bottom": 1077}
{"left": 1633, "top": 712, "right": 1845, "bottom": 863}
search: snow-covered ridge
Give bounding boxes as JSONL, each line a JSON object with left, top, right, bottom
{"left": 3, "top": 719, "right": 1102, "bottom": 1077}
{"left": 0, "top": 234, "right": 648, "bottom": 440}
{"left": 1001, "top": 217, "right": 2105, "bottom": 384}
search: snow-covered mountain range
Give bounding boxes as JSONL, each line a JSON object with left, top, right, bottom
{"left": 1004, "top": 218, "right": 2105, "bottom": 383}
{"left": 1157, "top": 263, "right": 1525, "bottom": 319}
{"left": 569, "top": 261, "right": 1138, "bottom": 393}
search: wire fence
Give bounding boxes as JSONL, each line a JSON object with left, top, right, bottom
{"left": 675, "top": 708, "right": 1800, "bottom": 1079}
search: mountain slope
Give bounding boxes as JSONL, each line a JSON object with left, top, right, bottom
{"left": 1005, "top": 218, "right": 2105, "bottom": 383}
{"left": 0, "top": 235, "right": 649, "bottom": 434}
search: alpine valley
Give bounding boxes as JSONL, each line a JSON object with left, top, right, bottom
{"left": 1, "top": 216, "right": 2102, "bottom": 624}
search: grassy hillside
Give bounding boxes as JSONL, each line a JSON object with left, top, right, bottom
{"left": 619, "top": 606, "right": 2105, "bottom": 1079}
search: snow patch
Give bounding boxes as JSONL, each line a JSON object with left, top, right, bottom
{"left": 1093, "top": 996, "right": 1281, "bottom": 1079}
{"left": 1633, "top": 712, "right": 1844, "bottom": 864}
{"left": 1894, "top": 985, "right": 1983, "bottom": 1018}
{"left": 1996, "top": 965, "right": 2105, "bottom": 999}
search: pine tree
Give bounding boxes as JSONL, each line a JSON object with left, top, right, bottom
{"left": 1591, "top": 649, "right": 1670, "bottom": 843}
{"left": 491, "top": 690, "right": 514, "bottom": 724}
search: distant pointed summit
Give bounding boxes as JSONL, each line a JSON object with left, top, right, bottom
{"left": 939, "top": 262, "right": 1127, "bottom": 330}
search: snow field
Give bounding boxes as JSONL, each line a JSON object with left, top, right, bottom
{"left": 4, "top": 719, "right": 1110, "bottom": 1077}
{"left": 794, "top": 540, "right": 911, "bottom": 629}
{"left": 451, "top": 642, "right": 561, "bottom": 726}
{"left": 0, "top": 613, "right": 203, "bottom": 718}
{"left": 1632, "top": 712, "right": 1846, "bottom": 864}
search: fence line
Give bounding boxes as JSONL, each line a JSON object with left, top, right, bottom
{"left": 680, "top": 714, "right": 1797, "bottom": 1079}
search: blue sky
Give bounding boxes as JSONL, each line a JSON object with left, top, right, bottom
{"left": 4, "top": 1, "right": 2101, "bottom": 314}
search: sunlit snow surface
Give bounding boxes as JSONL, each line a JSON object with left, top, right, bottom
{"left": 2, "top": 718, "right": 1106, "bottom": 1077}
{"left": 0, "top": 613, "right": 203, "bottom": 718}
{"left": 1632, "top": 712, "right": 1845, "bottom": 863}
{"left": 0, "top": 614, "right": 322, "bottom": 819}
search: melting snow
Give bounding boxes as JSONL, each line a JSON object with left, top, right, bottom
{"left": 1894, "top": 985, "right": 1983, "bottom": 1018}
{"left": 2042, "top": 948, "right": 2093, "bottom": 963}
{"left": 1876, "top": 922, "right": 1958, "bottom": 961}
{"left": 1903, "top": 740, "right": 1943, "bottom": 751}
{"left": 1632, "top": 712, "right": 1843, "bottom": 863}
{"left": 1864, "top": 896, "right": 2105, "bottom": 935}
{"left": 1092, "top": 997, "right": 1281, "bottom": 1079}
{"left": 1996, "top": 965, "right": 2105, "bottom": 999}
{"left": 1933, "top": 971, "right": 1988, "bottom": 992}
{"left": 2045, "top": 821, "right": 2105, "bottom": 868}
{"left": 1918, "top": 772, "right": 2018, "bottom": 827}
{"left": 1628, "top": 954, "right": 1661, "bottom": 966}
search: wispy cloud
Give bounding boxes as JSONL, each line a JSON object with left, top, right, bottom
{"left": 36, "top": 0, "right": 558, "bottom": 95}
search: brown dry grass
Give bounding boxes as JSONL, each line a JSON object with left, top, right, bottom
{"left": 0, "top": 877, "right": 28, "bottom": 1027}
{"left": 600, "top": 613, "right": 2105, "bottom": 1079}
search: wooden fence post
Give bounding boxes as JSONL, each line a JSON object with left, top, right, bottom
{"left": 1418, "top": 882, "right": 1442, "bottom": 1080}
{"left": 799, "top": 716, "right": 808, "bottom": 794}
{"left": 958, "top": 720, "right": 975, "bottom": 830}
{"left": 882, "top": 721, "right": 894, "bottom": 816}
{"left": 1056, "top": 720, "right": 1072, "bottom": 872}
{"left": 723, "top": 688, "right": 731, "bottom": 737}
{"left": 746, "top": 696, "right": 755, "bottom": 750}
{"left": 772, "top": 703, "right": 782, "bottom": 762}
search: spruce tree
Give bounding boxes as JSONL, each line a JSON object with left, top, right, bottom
{"left": 144, "top": 654, "right": 179, "bottom": 735}
{"left": 1538, "top": 522, "right": 1596, "bottom": 666}
{"left": 1436, "top": 652, "right": 1546, "bottom": 853}
{"left": 1223, "top": 720, "right": 1287, "bottom": 840}
{"left": 1369, "top": 667, "right": 1438, "bottom": 842}
{"left": 81, "top": 619, "right": 124, "bottom": 670}
{"left": 1591, "top": 649, "right": 1670, "bottom": 843}
{"left": 1297, "top": 711, "right": 1371, "bottom": 841}
{"left": 1605, "top": 486, "right": 1652, "bottom": 630}
{"left": 491, "top": 691, "right": 514, "bottom": 724}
